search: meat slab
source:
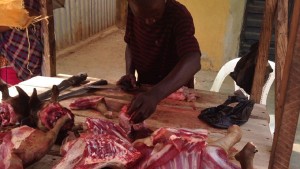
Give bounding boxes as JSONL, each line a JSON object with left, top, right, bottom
{"left": 69, "top": 96, "right": 104, "bottom": 110}
{"left": 0, "top": 115, "right": 71, "bottom": 169}
{"left": 69, "top": 96, "right": 114, "bottom": 118}
{"left": 54, "top": 118, "right": 142, "bottom": 169}
{"left": 57, "top": 117, "right": 246, "bottom": 169}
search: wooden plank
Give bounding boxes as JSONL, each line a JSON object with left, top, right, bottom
{"left": 275, "top": 0, "right": 288, "bottom": 90}
{"left": 274, "top": 0, "right": 288, "bottom": 143}
{"left": 40, "top": 0, "right": 56, "bottom": 77}
{"left": 7, "top": 77, "right": 272, "bottom": 169}
{"left": 269, "top": 0, "right": 300, "bottom": 168}
{"left": 116, "top": 0, "right": 127, "bottom": 28}
{"left": 251, "top": 0, "right": 278, "bottom": 103}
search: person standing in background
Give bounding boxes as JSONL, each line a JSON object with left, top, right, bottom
{"left": 0, "top": 0, "right": 43, "bottom": 86}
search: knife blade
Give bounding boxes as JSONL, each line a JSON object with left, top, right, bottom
{"left": 57, "top": 79, "right": 108, "bottom": 101}
{"left": 38, "top": 72, "right": 88, "bottom": 101}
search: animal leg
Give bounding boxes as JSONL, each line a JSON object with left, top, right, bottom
{"left": 208, "top": 125, "right": 242, "bottom": 153}
{"left": 235, "top": 142, "right": 257, "bottom": 169}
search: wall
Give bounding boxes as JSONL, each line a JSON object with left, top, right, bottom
{"left": 178, "top": 0, "right": 246, "bottom": 71}
{"left": 53, "top": 0, "right": 117, "bottom": 50}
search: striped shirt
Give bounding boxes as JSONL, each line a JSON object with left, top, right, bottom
{"left": 125, "top": 0, "right": 201, "bottom": 86}
{"left": 0, "top": 0, "right": 43, "bottom": 81}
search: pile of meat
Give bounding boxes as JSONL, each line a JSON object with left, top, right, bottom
{"left": 55, "top": 117, "right": 242, "bottom": 169}
{"left": 0, "top": 84, "right": 253, "bottom": 169}
{"left": 0, "top": 85, "right": 75, "bottom": 168}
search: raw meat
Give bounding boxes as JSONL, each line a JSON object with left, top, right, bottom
{"left": 69, "top": 96, "right": 114, "bottom": 118}
{"left": 133, "top": 127, "right": 208, "bottom": 169}
{"left": 133, "top": 127, "right": 240, "bottom": 169}
{"left": 85, "top": 118, "right": 129, "bottom": 142}
{"left": 57, "top": 119, "right": 252, "bottom": 169}
{"left": 166, "top": 87, "right": 196, "bottom": 102}
{"left": 0, "top": 84, "right": 30, "bottom": 126}
{"left": 69, "top": 96, "right": 104, "bottom": 110}
{"left": 119, "top": 105, "right": 153, "bottom": 141}
{"left": 55, "top": 119, "right": 142, "bottom": 169}
{"left": 0, "top": 115, "right": 71, "bottom": 169}
{"left": 29, "top": 85, "right": 74, "bottom": 131}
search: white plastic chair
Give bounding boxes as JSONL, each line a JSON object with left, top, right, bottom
{"left": 210, "top": 58, "right": 275, "bottom": 105}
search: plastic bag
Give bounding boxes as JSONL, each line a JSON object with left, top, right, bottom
{"left": 198, "top": 92, "right": 254, "bottom": 129}
{"left": 229, "top": 42, "right": 273, "bottom": 95}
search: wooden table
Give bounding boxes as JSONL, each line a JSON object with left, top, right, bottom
{"left": 1, "top": 76, "right": 273, "bottom": 169}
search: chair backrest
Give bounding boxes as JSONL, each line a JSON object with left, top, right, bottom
{"left": 210, "top": 58, "right": 275, "bottom": 105}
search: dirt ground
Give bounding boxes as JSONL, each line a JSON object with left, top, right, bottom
{"left": 56, "top": 28, "right": 299, "bottom": 169}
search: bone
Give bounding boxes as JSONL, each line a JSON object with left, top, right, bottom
{"left": 208, "top": 125, "right": 242, "bottom": 153}
{"left": 46, "top": 115, "right": 72, "bottom": 143}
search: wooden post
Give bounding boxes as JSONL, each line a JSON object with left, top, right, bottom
{"left": 116, "top": 0, "right": 127, "bottom": 28}
{"left": 250, "top": 0, "right": 278, "bottom": 103}
{"left": 274, "top": 0, "right": 288, "bottom": 156}
{"left": 269, "top": 0, "right": 300, "bottom": 168}
{"left": 40, "top": 0, "right": 56, "bottom": 77}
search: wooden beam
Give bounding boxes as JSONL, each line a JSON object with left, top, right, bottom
{"left": 274, "top": 0, "right": 288, "bottom": 148}
{"left": 275, "top": 0, "right": 288, "bottom": 97}
{"left": 40, "top": 0, "right": 56, "bottom": 77}
{"left": 116, "top": 0, "right": 127, "bottom": 28}
{"left": 251, "top": 0, "right": 278, "bottom": 103}
{"left": 269, "top": 0, "right": 300, "bottom": 168}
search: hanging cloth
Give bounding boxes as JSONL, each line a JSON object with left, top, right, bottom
{"left": 0, "top": 0, "right": 39, "bottom": 29}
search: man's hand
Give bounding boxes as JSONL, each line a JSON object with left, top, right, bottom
{"left": 117, "top": 74, "right": 137, "bottom": 91}
{"left": 127, "top": 91, "right": 159, "bottom": 124}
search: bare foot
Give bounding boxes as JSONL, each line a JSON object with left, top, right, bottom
{"left": 235, "top": 142, "right": 257, "bottom": 169}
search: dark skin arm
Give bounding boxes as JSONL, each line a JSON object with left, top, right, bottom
{"left": 128, "top": 52, "right": 201, "bottom": 123}
{"left": 125, "top": 44, "right": 135, "bottom": 75}
{"left": 117, "top": 44, "right": 137, "bottom": 90}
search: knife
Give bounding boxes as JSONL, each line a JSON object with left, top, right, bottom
{"left": 57, "top": 79, "right": 108, "bottom": 101}
{"left": 38, "top": 72, "right": 88, "bottom": 101}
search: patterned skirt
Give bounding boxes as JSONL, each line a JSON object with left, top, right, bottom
{"left": 0, "top": 56, "right": 20, "bottom": 86}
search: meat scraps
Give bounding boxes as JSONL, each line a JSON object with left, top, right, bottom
{"left": 166, "top": 86, "right": 196, "bottom": 102}
{"left": 69, "top": 96, "right": 104, "bottom": 110}
{"left": 54, "top": 118, "right": 142, "bottom": 169}
{"left": 119, "top": 105, "right": 153, "bottom": 141}
{"left": 69, "top": 96, "right": 114, "bottom": 118}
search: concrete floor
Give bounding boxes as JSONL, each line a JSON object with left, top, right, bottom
{"left": 57, "top": 29, "right": 299, "bottom": 169}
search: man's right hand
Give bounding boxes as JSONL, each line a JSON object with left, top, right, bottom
{"left": 117, "top": 74, "right": 137, "bottom": 91}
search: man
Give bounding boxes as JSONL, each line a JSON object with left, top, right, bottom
{"left": 119, "top": 0, "right": 201, "bottom": 123}
{"left": 0, "top": 0, "right": 43, "bottom": 86}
